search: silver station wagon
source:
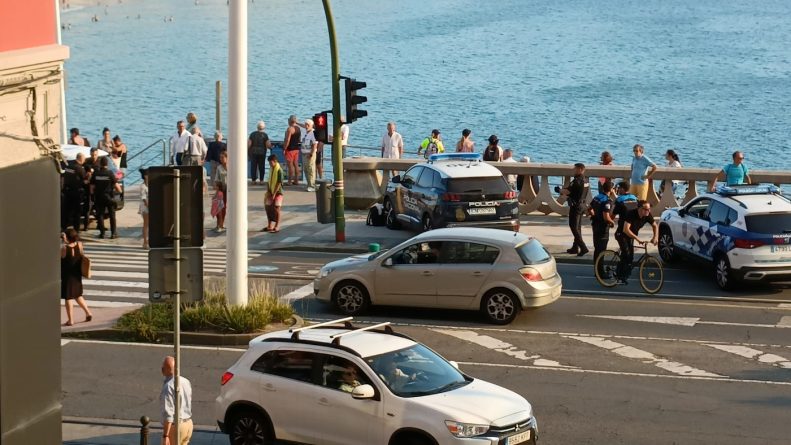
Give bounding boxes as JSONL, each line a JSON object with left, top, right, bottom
{"left": 314, "top": 228, "right": 562, "bottom": 324}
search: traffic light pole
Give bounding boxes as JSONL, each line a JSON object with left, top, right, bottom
{"left": 321, "top": 0, "right": 346, "bottom": 242}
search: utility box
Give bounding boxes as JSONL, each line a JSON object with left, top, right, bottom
{"left": 148, "top": 247, "right": 204, "bottom": 303}
{"left": 316, "top": 179, "right": 335, "bottom": 224}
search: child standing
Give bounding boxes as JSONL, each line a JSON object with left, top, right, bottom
{"left": 211, "top": 182, "right": 226, "bottom": 231}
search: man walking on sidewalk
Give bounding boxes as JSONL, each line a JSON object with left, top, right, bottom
{"left": 160, "top": 356, "right": 193, "bottom": 445}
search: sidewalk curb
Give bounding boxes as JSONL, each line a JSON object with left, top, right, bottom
{"left": 62, "top": 315, "right": 305, "bottom": 346}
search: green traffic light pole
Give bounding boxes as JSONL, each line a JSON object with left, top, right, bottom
{"left": 321, "top": 0, "right": 346, "bottom": 242}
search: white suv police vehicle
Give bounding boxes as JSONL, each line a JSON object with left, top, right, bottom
{"left": 384, "top": 153, "right": 520, "bottom": 232}
{"left": 658, "top": 185, "right": 791, "bottom": 290}
{"left": 216, "top": 318, "right": 537, "bottom": 445}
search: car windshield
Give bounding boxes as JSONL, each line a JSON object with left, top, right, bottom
{"left": 366, "top": 344, "right": 470, "bottom": 397}
{"left": 516, "top": 239, "right": 551, "bottom": 265}
{"left": 745, "top": 213, "right": 791, "bottom": 235}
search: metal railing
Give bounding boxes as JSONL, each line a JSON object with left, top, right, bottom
{"left": 125, "top": 138, "right": 168, "bottom": 185}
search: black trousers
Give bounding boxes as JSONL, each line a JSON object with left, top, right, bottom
{"left": 615, "top": 233, "right": 634, "bottom": 280}
{"left": 592, "top": 222, "right": 610, "bottom": 274}
{"left": 95, "top": 198, "right": 117, "bottom": 235}
{"left": 251, "top": 153, "right": 267, "bottom": 182}
{"left": 568, "top": 205, "right": 587, "bottom": 251}
{"left": 62, "top": 190, "right": 83, "bottom": 231}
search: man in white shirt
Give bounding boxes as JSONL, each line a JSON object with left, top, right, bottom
{"left": 502, "top": 148, "right": 518, "bottom": 189}
{"left": 169, "top": 120, "right": 191, "bottom": 165}
{"left": 160, "top": 356, "right": 193, "bottom": 445}
{"left": 182, "top": 126, "right": 208, "bottom": 166}
{"left": 301, "top": 119, "right": 318, "bottom": 191}
{"left": 381, "top": 122, "right": 404, "bottom": 178}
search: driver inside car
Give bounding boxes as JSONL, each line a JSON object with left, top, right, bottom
{"left": 374, "top": 356, "right": 417, "bottom": 391}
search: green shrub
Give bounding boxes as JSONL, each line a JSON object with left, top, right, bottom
{"left": 115, "top": 278, "right": 293, "bottom": 339}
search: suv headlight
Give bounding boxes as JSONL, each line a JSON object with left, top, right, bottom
{"left": 445, "top": 420, "right": 489, "bottom": 438}
{"left": 319, "top": 267, "right": 334, "bottom": 278}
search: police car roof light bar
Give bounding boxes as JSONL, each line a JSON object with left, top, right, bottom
{"left": 715, "top": 184, "right": 780, "bottom": 196}
{"left": 428, "top": 153, "right": 482, "bottom": 163}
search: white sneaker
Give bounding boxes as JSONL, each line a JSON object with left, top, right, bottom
{"left": 306, "top": 186, "right": 316, "bottom": 192}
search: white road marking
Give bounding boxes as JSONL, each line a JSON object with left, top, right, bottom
{"left": 564, "top": 289, "right": 791, "bottom": 304}
{"left": 61, "top": 300, "right": 142, "bottom": 308}
{"left": 705, "top": 344, "right": 791, "bottom": 369}
{"left": 579, "top": 314, "right": 791, "bottom": 329}
{"left": 564, "top": 295, "right": 791, "bottom": 311}
{"left": 566, "top": 335, "right": 720, "bottom": 377}
{"left": 61, "top": 339, "right": 71, "bottom": 346}
{"left": 779, "top": 304, "right": 791, "bottom": 309}
{"left": 432, "top": 329, "right": 573, "bottom": 368}
{"left": 280, "top": 236, "right": 301, "bottom": 243}
{"left": 60, "top": 338, "right": 245, "bottom": 352}
{"left": 574, "top": 275, "right": 681, "bottom": 284}
{"left": 81, "top": 290, "right": 150, "bottom": 300}
{"left": 90, "top": 270, "right": 148, "bottom": 279}
{"left": 280, "top": 283, "right": 314, "bottom": 304}
{"left": 778, "top": 316, "right": 791, "bottom": 327}
{"left": 84, "top": 279, "right": 148, "bottom": 288}
{"left": 581, "top": 315, "right": 700, "bottom": 326}
{"left": 459, "top": 361, "right": 791, "bottom": 386}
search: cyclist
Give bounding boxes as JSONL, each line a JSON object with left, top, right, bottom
{"left": 616, "top": 200, "right": 658, "bottom": 285}
{"left": 589, "top": 180, "right": 615, "bottom": 276}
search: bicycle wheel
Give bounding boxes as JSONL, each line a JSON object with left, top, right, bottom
{"left": 639, "top": 255, "right": 664, "bottom": 294}
{"left": 594, "top": 250, "right": 620, "bottom": 287}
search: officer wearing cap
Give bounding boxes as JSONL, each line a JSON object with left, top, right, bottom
{"left": 559, "top": 163, "right": 590, "bottom": 256}
{"left": 418, "top": 129, "right": 445, "bottom": 159}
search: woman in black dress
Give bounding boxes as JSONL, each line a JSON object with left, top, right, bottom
{"left": 61, "top": 228, "right": 93, "bottom": 326}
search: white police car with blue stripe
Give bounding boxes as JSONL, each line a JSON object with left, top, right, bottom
{"left": 658, "top": 185, "right": 791, "bottom": 290}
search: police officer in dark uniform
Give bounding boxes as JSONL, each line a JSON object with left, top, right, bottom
{"left": 90, "top": 156, "right": 122, "bottom": 239}
{"left": 61, "top": 153, "right": 87, "bottom": 232}
{"left": 589, "top": 180, "right": 615, "bottom": 274}
{"left": 560, "top": 163, "right": 590, "bottom": 256}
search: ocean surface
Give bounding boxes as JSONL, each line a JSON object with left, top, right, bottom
{"left": 61, "top": 0, "right": 791, "bottom": 177}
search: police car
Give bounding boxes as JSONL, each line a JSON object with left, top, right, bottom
{"left": 383, "top": 153, "right": 519, "bottom": 232}
{"left": 658, "top": 185, "right": 791, "bottom": 290}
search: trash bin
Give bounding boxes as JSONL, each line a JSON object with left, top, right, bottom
{"left": 316, "top": 179, "right": 335, "bottom": 224}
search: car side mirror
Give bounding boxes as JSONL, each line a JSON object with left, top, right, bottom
{"left": 449, "top": 361, "right": 460, "bottom": 369}
{"left": 391, "top": 175, "right": 401, "bottom": 184}
{"left": 382, "top": 258, "right": 393, "bottom": 267}
{"left": 351, "top": 384, "right": 376, "bottom": 400}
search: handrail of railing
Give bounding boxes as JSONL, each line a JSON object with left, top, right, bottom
{"left": 127, "top": 138, "right": 167, "bottom": 166}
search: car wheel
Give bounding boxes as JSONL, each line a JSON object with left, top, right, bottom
{"left": 229, "top": 408, "right": 272, "bottom": 445}
{"left": 481, "top": 288, "right": 519, "bottom": 325}
{"left": 421, "top": 214, "right": 434, "bottom": 232}
{"left": 658, "top": 227, "right": 678, "bottom": 263}
{"left": 714, "top": 254, "right": 736, "bottom": 291}
{"left": 384, "top": 199, "right": 400, "bottom": 230}
{"left": 332, "top": 281, "right": 370, "bottom": 315}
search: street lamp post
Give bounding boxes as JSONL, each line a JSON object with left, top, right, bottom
{"left": 321, "top": 0, "right": 346, "bottom": 242}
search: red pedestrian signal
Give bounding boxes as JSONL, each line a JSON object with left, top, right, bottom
{"left": 313, "top": 112, "right": 329, "bottom": 143}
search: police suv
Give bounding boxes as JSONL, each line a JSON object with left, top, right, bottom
{"left": 658, "top": 185, "right": 791, "bottom": 290}
{"left": 383, "top": 153, "right": 519, "bottom": 232}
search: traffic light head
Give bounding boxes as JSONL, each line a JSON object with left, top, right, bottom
{"left": 313, "top": 112, "right": 329, "bottom": 144}
{"left": 344, "top": 78, "right": 368, "bottom": 123}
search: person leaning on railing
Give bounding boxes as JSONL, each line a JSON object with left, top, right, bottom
{"left": 711, "top": 150, "right": 751, "bottom": 191}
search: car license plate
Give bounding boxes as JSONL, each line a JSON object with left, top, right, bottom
{"left": 468, "top": 207, "right": 496, "bottom": 215}
{"left": 771, "top": 245, "right": 791, "bottom": 253}
{"left": 507, "top": 430, "right": 531, "bottom": 444}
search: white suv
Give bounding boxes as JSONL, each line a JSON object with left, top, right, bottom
{"left": 658, "top": 185, "right": 791, "bottom": 290}
{"left": 215, "top": 318, "right": 537, "bottom": 445}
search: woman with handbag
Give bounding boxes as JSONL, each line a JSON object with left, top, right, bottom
{"left": 61, "top": 228, "right": 93, "bottom": 326}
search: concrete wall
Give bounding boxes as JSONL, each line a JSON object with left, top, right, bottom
{"left": 0, "top": 7, "right": 68, "bottom": 441}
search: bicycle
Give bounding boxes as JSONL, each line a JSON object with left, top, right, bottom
{"left": 594, "top": 242, "right": 664, "bottom": 294}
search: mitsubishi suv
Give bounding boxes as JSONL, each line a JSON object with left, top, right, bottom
{"left": 384, "top": 153, "right": 519, "bottom": 232}
{"left": 658, "top": 184, "right": 791, "bottom": 290}
{"left": 216, "top": 318, "right": 538, "bottom": 445}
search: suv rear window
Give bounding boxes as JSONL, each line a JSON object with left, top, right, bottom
{"left": 447, "top": 177, "right": 510, "bottom": 194}
{"left": 516, "top": 239, "right": 551, "bottom": 265}
{"left": 745, "top": 214, "right": 791, "bottom": 235}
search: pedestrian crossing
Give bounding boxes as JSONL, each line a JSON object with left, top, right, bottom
{"left": 426, "top": 327, "right": 791, "bottom": 385}
{"left": 79, "top": 245, "right": 267, "bottom": 307}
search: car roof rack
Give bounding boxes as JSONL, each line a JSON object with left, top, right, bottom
{"left": 330, "top": 322, "right": 393, "bottom": 346}
{"left": 289, "top": 317, "right": 353, "bottom": 340}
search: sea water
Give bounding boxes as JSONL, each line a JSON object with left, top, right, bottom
{"left": 61, "top": 0, "right": 791, "bottom": 176}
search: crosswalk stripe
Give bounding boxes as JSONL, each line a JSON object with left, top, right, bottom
{"left": 566, "top": 335, "right": 721, "bottom": 377}
{"left": 61, "top": 300, "right": 142, "bottom": 308}
{"left": 705, "top": 344, "right": 791, "bottom": 369}
{"left": 431, "top": 329, "right": 574, "bottom": 368}
{"left": 82, "top": 290, "right": 150, "bottom": 300}
{"left": 84, "top": 279, "right": 148, "bottom": 288}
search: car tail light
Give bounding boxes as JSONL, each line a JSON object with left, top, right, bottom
{"left": 521, "top": 268, "right": 543, "bottom": 282}
{"left": 734, "top": 238, "right": 765, "bottom": 249}
{"left": 221, "top": 372, "right": 234, "bottom": 386}
{"left": 442, "top": 193, "right": 461, "bottom": 202}
{"left": 504, "top": 190, "right": 517, "bottom": 199}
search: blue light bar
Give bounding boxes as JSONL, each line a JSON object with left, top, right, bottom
{"left": 428, "top": 153, "right": 482, "bottom": 162}
{"left": 715, "top": 184, "right": 780, "bottom": 196}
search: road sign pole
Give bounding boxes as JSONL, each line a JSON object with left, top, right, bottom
{"left": 321, "top": 0, "right": 345, "bottom": 242}
{"left": 173, "top": 168, "right": 181, "bottom": 445}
